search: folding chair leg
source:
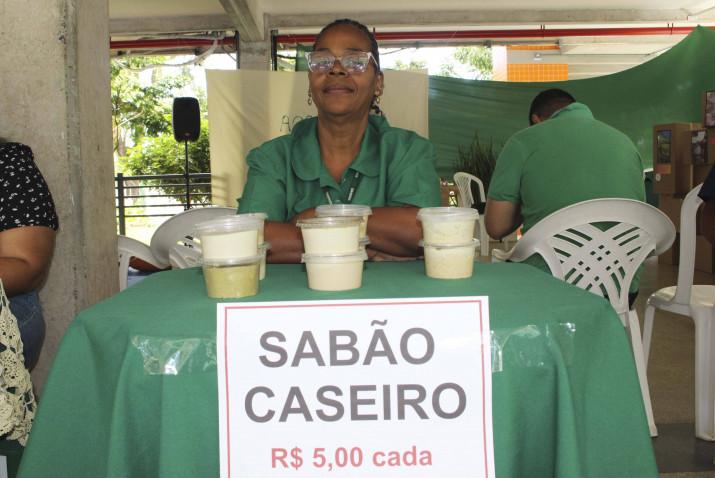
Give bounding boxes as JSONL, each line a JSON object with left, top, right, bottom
{"left": 118, "top": 255, "right": 130, "bottom": 291}
{"left": 642, "top": 304, "right": 656, "bottom": 368}
{"left": 476, "top": 219, "right": 489, "bottom": 257}
{"left": 626, "top": 310, "right": 658, "bottom": 437}
{"left": 693, "top": 310, "right": 715, "bottom": 441}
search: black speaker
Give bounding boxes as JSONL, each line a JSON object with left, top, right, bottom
{"left": 172, "top": 97, "right": 200, "bottom": 142}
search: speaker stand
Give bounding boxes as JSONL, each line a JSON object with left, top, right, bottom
{"left": 183, "top": 140, "right": 191, "bottom": 210}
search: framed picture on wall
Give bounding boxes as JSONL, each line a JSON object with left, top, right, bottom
{"left": 692, "top": 130, "right": 707, "bottom": 165}
{"left": 656, "top": 129, "right": 672, "bottom": 164}
{"left": 705, "top": 91, "right": 715, "bottom": 128}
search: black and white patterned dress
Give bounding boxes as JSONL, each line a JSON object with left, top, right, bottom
{"left": 0, "top": 142, "right": 58, "bottom": 232}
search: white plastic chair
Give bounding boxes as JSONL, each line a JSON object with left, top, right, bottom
{"left": 453, "top": 172, "right": 490, "bottom": 256}
{"left": 150, "top": 206, "right": 236, "bottom": 269}
{"left": 117, "top": 235, "right": 166, "bottom": 291}
{"left": 504, "top": 198, "right": 675, "bottom": 437}
{"left": 642, "top": 184, "right": 715, "bottom": 440}
{"left": 168, "top": 242, "right": 202, "bottom": 269}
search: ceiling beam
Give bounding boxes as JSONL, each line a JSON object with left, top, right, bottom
{"left": 218, "top": 0, "right": 263, "bottom": 41}
{"left": 110, "top": 14, "right": 234, "bottom": 35}
{"left": 108, "top": 8, "right": 715, "bottom": 38}
{"left": 268, "top": 9, "right": 715, "bottom": 31}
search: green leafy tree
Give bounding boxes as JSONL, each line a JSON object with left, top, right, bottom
{"left": 111, "top": 56, "right": 211, "bottom": 202}
{"left": 391, "top": 58, "right": 427, "bottom": 71}
{"left": 119, "top": 120, "right": 211, "bottom": 204}
{"left": 111, "top": 57, "right": 191, "bottom": 155}
{"left": 439, "top": 46, "right": 493, "bottom": 80}
{"left": 439, "top": 63, "right": 457, "bottom": 77}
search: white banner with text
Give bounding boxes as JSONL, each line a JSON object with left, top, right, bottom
{"left": 217, "top": 297, "right": 494, "bottom": 478}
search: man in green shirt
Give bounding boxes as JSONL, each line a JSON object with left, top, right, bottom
{"left": 485, "top": 89, "right": 645, "bottom": 298}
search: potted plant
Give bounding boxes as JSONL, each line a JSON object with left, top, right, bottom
{"left": 453, "top": 133, "right": 500, "bottom": 213}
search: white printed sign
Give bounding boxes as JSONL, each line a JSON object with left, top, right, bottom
{"left": 217, "top": 297, "right": 494, "bottom": 478}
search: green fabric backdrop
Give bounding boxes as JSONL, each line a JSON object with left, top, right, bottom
{"left": 429, "top": 26, "right": 715, "bottom": 177}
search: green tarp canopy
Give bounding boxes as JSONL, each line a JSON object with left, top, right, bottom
{"left": 429, "top": 26, "right": 715, "bottom": 178}
{"left": 294, "top": 27, "right": 715, "bottom": 178}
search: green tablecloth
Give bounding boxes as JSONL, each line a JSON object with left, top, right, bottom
{"left": 18, "top": 262, "right": 657, "bottom": 478}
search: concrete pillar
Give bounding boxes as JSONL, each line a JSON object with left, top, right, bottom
{"left": 0, "top": 0, "right": 117, "bottom": 392}
{"left": 239, "top": 40, "right": 272, "bottom": 70}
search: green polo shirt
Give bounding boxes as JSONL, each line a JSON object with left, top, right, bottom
{"left": 488, "top": 102, "right": 646, "bottom": 291}
{"left": 237, "top": 115, "right": 441, "bottom": 221}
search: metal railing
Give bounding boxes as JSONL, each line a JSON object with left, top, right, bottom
{"left": 115, "top": 172, "right": 212, "bottom": 235}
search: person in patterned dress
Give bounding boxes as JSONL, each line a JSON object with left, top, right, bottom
{"left": 0, "top": 140, "right": 58, "bottom": 370}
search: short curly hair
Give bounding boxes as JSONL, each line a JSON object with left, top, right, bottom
{"left": 528, "top": 88, "right": 575, "bottom": 125}
{"left": 313, "top": 18, "right": 380, "bottom": 72}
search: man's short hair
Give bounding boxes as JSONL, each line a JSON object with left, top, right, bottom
{"left": 528, "top": 89, "right": 576, "bottom": 125}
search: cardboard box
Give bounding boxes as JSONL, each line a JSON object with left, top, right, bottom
{"left": 653, "top": 163, "right": 694, "bottom": 195}
{"left": 658, "top": 195, "right": 683, "bottom": 231}
{"left": 658, "top": 233, "right": 679, "bottom": 265}
{"left": 653, "top": 123, "right": 701, "bottom": 194}
{"left": 695, "top": 234, "right": 715, "bottom": 274}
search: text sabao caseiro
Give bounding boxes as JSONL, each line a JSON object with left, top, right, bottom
{"left": 243, "top": 321, "right": 467, "bottom": 423}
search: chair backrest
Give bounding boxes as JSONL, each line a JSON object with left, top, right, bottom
{"left": 509, "top": 198, "right": 676, "bottom": 317}
{"left": 453, "top": 172, "right": 486, "bottom": 208}
{"left": 168, "top": 241, "right": 202, "bottom": 269}
{"left": 150, "top": 206, "right": 236, "bottom": 265}
{"left": 673, "top": 184, "right": 704, "bottom": 304}
{"left": 117, "top": 235, "right": 163, "bottom": 291}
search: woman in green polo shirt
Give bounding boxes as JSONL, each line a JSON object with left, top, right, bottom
{"left": 237, "top": 19, "right": 441, "bottom": 262}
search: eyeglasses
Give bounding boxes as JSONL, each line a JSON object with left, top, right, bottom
{"left": 304, "top": 51, "right": 378, "bottom": 74}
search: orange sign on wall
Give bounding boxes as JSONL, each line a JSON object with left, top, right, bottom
{"left": 507, "top": 63, "right": 568, "bottom": 82}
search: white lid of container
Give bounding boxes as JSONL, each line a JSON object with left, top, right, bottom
{"left": 416, "top": 207, "right": 479, "bottom": 222}
{"left": 194, "top": 215, "right": 263, "bottom": 235}
{"left": 359, "top": 236, "right": 370, "bottom": 246}
{"left": 239, "top": 212, "right": 268, "bottom": 221}
{"left": 202, "top": 253, "right": 263, "bottom": 267}
{"left": 259, "top": 242, "right": 271, "bottom": 251}
{"left": 301, "top": 250, "right": 368, "bottom": 264}
{"left": 296, "top": 216, "right": 362, "bottom": 229}
{"left": 419, "top": 238, "right": 480, "bottom": 249}
{"left": 315, "top": 204, "right": 373, "bottom": 217}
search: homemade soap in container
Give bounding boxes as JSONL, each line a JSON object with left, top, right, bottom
{"left": 417, "top": 207, "right": 480, "bottom": 279}
{"left": 315, "top": 204, "right": 372, "bottom": 241}
{"left": 419, "top": 239, "right": 479, "bottom": 279}
{"left": 297, "top": 217, "right": 362, "bottom": 254}
{"left": 194, "top": 215, "right": 263, "bottom": 298}
{"left": 202, "top": 255, "right": 262, "bottom": 298}
{"left": 237, "top": 212, "right": 270, "bottom": 280}
{"left": 297, "top": 216, "right": 367, "bottom": 291}
{"left": 302, "top": 250, "right": 368, "bottom": 291}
